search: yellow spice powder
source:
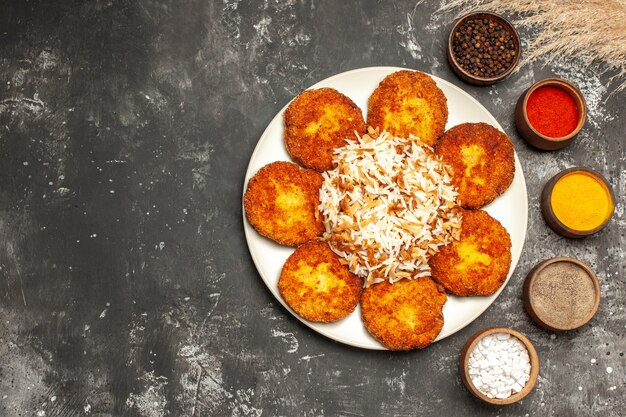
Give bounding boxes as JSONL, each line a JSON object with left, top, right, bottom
{"left": 551, "top": 172, "right": 613, "bottom": 231}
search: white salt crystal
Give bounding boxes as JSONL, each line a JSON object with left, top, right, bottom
{"left": 496, "top": 390, "right": 511, "bottom": 399}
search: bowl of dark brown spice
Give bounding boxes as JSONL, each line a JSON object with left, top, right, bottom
{"left": 523, "top": 257, "right": 600, "bottom": 331}
{"left": 448, "top": 11, "right": 521, "bottom": 85}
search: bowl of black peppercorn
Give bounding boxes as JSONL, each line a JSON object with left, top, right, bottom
{"left": 448, "top": 11, "right": 521, "bottom": 86}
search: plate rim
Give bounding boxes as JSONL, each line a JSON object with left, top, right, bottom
{"left": 242, "top": 65, "right": 528, "bottom": 350}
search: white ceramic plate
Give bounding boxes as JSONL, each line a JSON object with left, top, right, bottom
{"left": 243, "top": 66, "right": 528, "bottom": 350}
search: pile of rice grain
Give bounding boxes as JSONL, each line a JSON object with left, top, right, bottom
{"left": 319, "top": 128, "right": 462, "bottom": 287}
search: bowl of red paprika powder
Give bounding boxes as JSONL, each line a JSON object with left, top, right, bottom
{"left": 514, "top": 78, "right": 587, "bottom": 150}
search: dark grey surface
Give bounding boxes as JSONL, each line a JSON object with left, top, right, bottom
{"left": 1, "top": 1, "right": 624, "bottom": 416}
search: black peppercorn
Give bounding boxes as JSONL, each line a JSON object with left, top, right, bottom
{"left": 452, "top": 16, "right": 518, "bottom": 79}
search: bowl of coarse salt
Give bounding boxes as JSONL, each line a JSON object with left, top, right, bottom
{"left": 460, "top": 327, "right": 540, "bottom": 405}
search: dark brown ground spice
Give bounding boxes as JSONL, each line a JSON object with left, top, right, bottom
{"left": 452, "top": 17, "right": 517, "bottom": 78}
{"left": 530, "top": 262, "right": 597, "bottom": 328}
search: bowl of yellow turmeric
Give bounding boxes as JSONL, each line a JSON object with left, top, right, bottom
{"left": 541, "top": 167, "right": 615, "bottom": 238}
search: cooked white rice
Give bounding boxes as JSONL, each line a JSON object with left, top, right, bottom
{"left": 319, "top": 128, "right": 462, "bottom": 287}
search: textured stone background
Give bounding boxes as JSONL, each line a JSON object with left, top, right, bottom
{"left": 0, "top": 1, "right": 624, "bottom": 416}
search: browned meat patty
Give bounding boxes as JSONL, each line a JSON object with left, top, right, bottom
{"left": 244, "top": 161, "right": 324, "bottom": 246}
{"left": 429, "top": 209, "right": 512, "bottom": 296}
{"left": 435, "top": 122, "right": 514, "bottom": 209}
{"left": 367, "top": 70, "right": 448, "bottom": 146}
{"left": 284, "top": 88, "right": 366, "bottom": 172}
{"left": 279, "top": 241, "right": 363, "bottom": 322}
{"left": 361, "top": 277, "right": 447, "bottom": 350}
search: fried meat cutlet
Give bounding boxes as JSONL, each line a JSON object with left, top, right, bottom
{"left": 284, "top": 88, "right": 366, "bottom": 172}
{"left": 278, "top": 241, "right": 363, "bottom": 322}
{"left": 244, "top": 161, "right": 324, "bottom": 246}
{"left": 367, "top": 70, "right": 448, "bottom": 146}
{"left": 429, "top": 209, "right": 511, "bottom": 297}
{"left": 435, "top": 122, "right": 514, "bottom": 209}
{"left": 361, "top": 277, "right": 447, "bottom": 350}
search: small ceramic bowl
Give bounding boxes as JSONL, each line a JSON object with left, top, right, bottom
{"left": 523, "top": 257, "right": 600, "bottom": 331}
{"left": 515, "top": 78, "right": 587, "bottom": 150}
{"left": 460, "top": 327, "right": 540, "bottom": 405}
{"left": 447, "top": 11, "right": 521, "bottom": 86}
{"left": 541, "top": 167, "right": 615, "bottom": 238}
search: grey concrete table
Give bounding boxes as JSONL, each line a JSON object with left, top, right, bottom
{"left": 1, "top": 1, "right": 624, "bottom": 416}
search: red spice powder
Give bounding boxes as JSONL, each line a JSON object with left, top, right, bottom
{"left": 526, "top": 86, "right": 579, "bottom": 138}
